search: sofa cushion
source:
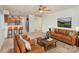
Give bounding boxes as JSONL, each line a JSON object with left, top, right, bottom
{"left": 63, "top": 36, "right": 71, "bottom": 41}
{"left": 54, "top": 29, "right": 59, "bottom": 33}
{"left": 14, "top": 38, "right": 20, "bottom": 53}
{"left": 17, "top": 38, "right": 26, "bottom": 53}
{"left": 22, "top": 34, "right": 27, "bottom": 39}
{"left": 52, "top": 33, "right": 71, "bottom": 40}
{"left": 15, "top": 42, "right": 20, "bottom": 53}
{"left": 29, "top": 39, "right": 36, "bottom": 46}
{"left": 23, "top": 35, "right": 30, "bottom": 41}
{"left": 15, "top": 35, "right": 20, "bottom": 41}
{"left": 58, "top": 29, "right": 67, "bottom": 35}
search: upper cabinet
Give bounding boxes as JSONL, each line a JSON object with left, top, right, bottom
{"left": 4, "top": 15, "right": 9, "bottom": 23}
{"left": 4, "top": 15, "right": 21, "bottom": 25}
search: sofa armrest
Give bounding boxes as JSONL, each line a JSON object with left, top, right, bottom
{"left": 31, "top": 45, "right": 44, "bottom": 53}
{"left": 71, "top": 35, "right": 77, "bottom": 45}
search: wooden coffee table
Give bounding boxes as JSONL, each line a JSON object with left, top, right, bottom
{"left": 37, "top": 38, "right": 57, "bottom": 51}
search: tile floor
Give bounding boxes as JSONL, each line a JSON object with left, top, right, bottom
{"left": 0, "top": 38, "right": 14, "bottom": 53}
{"left": 46, "top": 41, "right": 79, "bottom": 53}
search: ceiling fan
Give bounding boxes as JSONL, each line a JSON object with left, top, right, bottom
{"left": 33, "top": 5, "right": 51, "bottom": 14}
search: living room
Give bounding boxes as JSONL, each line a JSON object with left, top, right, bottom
{"left": 0, "top": 5, "right": 79, "bottom": 53}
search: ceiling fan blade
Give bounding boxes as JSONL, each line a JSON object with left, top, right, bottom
{"left": 32, "top": 5, "right": 52, "bottom": 15}
{"left": 44, "top": 9, "right": 51, "bottom": 11}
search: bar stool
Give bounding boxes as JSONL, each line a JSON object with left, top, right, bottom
{"left": 19, "top": 27, "right": 23, "bottom": 35}
{"left": 14, "top": 27, "right": 18, "bottom": 34}
{"left": 7, "top": 27, "right": 13, "bottom": 38}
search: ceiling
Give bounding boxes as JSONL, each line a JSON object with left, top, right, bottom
{"left": 0, "top": 5, "right": 78, "bottom": 16}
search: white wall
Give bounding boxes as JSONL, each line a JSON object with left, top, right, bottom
{"left": 29, "top": 15, "right": 36, "bottom": 33}
{"left": 20, "top": 16, "right": 27, "bottom": 33}
{"left": 29, "top": 15, "right": 43, "bottom": 33}
{"left": 42, "top": 7, "right": 79, "bottom": 32}
{"left": 35, "top": 17, "right": 42, "bottom": 32}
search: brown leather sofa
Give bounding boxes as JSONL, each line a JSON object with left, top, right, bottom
{"left": 14, "top": 34, "right": 44, "bottom": 53}
{"left": 50, "top": 28, "right": 77, "bottom": 46}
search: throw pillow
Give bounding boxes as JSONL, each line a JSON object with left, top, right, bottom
{"left": 68, "top": 32, "right": 76, "bottom": 37}
{"left": 23, "top": 39, "right": 32, "bottom": 51}
{"left": 19, "top": 35, "right": 32, "bottom": 51}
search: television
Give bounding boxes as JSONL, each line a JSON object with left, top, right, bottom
{"left": 57, "top": 17, "right": 72, "bottom": 28}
